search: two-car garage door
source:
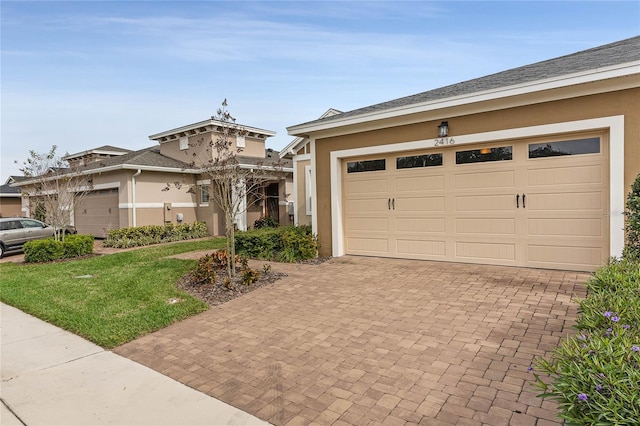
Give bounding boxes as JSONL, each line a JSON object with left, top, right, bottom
{"left": 343, "top": 133, "right": 608, "bottom": 271}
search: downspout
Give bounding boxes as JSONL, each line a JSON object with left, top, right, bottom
{"left": 131, "top": 169, "right": 142, "bottom": 227}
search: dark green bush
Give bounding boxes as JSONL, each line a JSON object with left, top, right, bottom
{"left": 24, "top": 235, "right": 95, "bottom": 263}
{"left": 62, "top": 234, "right": 94, "bottom": 258}
{"left": 235, "top": 225, "right": 317, "bottom": 262}
{"left": 624, "top": 173, "right": 640, "bottom": 261}
{"left": 24, "top": 239, "right": 63, "bottom": 263}
{"left": 103, "top": 222, "right": 208, "bottom": 248}
{"left": 253, "top": 216, "right": 279, "bottom": 229}
{"left": 533, "top": 260, "right": 640, "bottom": 423}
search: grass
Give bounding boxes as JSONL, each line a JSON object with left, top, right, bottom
{"left": 0, "top": 238, "right": 227, "bottom": 348}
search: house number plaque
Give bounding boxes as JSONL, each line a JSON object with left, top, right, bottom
{"left": 434, "top": 137, "right": 455, "bottom": 146}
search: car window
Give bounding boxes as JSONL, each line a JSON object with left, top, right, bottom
{"left": 20, "top": 220, "right": 43, "bottom": 229}
{"left": 0, "top": 220, "right": 23, "bottom": 231}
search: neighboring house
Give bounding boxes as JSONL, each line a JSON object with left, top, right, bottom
{"left": 14, "top": 121, "right": 293, "bottom": 238}
{"left": 0, "top": 176, "right": 25, "bottom": 217}
{"left": 288, "top": 36, "right": 640, "bottom": 272}
{"left": 280, "top": 108, "right": 342, "bottom": 226}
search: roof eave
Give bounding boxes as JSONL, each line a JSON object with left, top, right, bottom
{"left": 288, "top": 60, "right": 640, "bottom": 137}
{"left": 149, "top": 119, "right": 276, "bottom": 142}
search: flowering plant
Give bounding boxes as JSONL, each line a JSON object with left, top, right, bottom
{"left": 531, "top": 260, "right": 640, "bottom": 423}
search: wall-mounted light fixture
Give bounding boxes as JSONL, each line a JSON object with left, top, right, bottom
{"left": 438, "top": 121, "right": 449, "bottom": 138}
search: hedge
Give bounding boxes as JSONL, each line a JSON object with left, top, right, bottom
{"left": 102, "top": 222, "right": 209, "bottom": 248}
{"left": 24, "top": 234, "right": 94, "bottom": 263}
{"left": 235, "top": 225, "right": 318, "bottom": 262}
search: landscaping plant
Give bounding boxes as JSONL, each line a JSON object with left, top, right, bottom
{"left": 624, "top": 173, "right": 640, "bottom": 261}
{"left": 103, "top": 222, "right": 208, "bottom": 248}
{"left": 531, "top": 260, "right": 640, "bottom": 423}
{"left": 235, "top": 225, "right": 318, "bottom": 262}
{"left": 23, "top": 234, "right": 94, "bottom": 262}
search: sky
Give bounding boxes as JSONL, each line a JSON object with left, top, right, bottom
{"left": 1, "top": 1, "right": 639, "bottom": 182}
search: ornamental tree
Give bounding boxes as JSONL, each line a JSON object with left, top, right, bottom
{"left": 16, "top": 145, "right": 93, "bottom": 241}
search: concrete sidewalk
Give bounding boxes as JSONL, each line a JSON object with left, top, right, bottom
{"left": 0, "top": 303, "right": 268, "bottom": 426}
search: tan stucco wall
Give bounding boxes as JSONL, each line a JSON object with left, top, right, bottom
{"left": 159, "top": 132, "right": 268, "bottom": 164}
{"left": 312, "top": 87, "right": 640, "bottom": 257}
{"left": 196, "top": 202, "right": 225, "bottom": 236}
{"left": 0, "top": 197, "right": 22, "bottom": 217}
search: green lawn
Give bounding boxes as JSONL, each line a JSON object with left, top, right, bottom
{"left": 0, "top": 238, "right": 226, "bottom": 348}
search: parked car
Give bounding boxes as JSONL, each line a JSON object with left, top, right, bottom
{"left": 0, "top": 218, "right": 55, "bottom": 258}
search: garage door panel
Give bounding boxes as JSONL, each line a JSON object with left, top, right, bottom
{"left": 455, "top": 170, "right": 515, "bottom": 189}
{"left": 346, "top": 237, "right": 389, "bottom": 253}
{"left": 455, "top": 241, "right": 516, "bottom": 261}
{"left": 346, "top": 198, "right": 388, "bottom": 213}
{"left": 395, "top": 217, "right": 445, "bottom": 233}
{"left": 527, "top": 244, "right": 604, "bottom": 267}
{"left": 528, "top": 218, "right": 603, "bottom": 237}
{"left": 527, "top": 164, "right": 604, "bottom": 187}
{"left": 346, "top": 216, "right": 388, "bottom": 232}
{"left": 396, "top": 239, "right": 446, "bottom": 256}
{"left": 396, "top": 196, "right": 445, "bottom": 212}
{"left": 394, "top": 175, "right": 445, "bottom": 192}
{"left": 456, "top": 218, "right": 516, "bottom": 235}
{"left": 456, "top": 195, "right": 515, "bottom": 212}
{"left": 345, "top": 178, "right": 388, "bottom": 195}
{"left": 527, "top": 192, "right": 603, "bottom": 211}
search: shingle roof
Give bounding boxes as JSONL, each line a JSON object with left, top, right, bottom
{"left": 0, "top": 183, "right": 21, "bottom": 195}
{"left": 295, "top": 36, "right": 640, "bottom": 127}
{"left": 80, "top": 146, "right": 192, "bottom": 171}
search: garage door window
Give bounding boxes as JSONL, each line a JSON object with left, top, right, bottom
{"left": 528, "top": 137, "right": 600, "bottom": 158}
{"left": 396, "top": 153, "right": 443, "bottom": 169}
{"left": 347, "top": 159, "right": 386, "bottom": 173}
{"left": 456, "top": 146, "right": 513, "bottom": 164}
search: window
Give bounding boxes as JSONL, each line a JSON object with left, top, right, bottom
{"left": 347, "top": 159, "right": 386, "bottom": 173}
{"left": 179, "top": 137, "right": 189, "bottom": 150}
{"left": 20, "top": 219, "right": 43, "bottom": 229}
{"left": 529, "top": 137, "right": 600, "bottom": 158}
{"left": 200, "top": 185, "right": 210, "bottom": 204}
{"left": 397, "top": 153, "right": 443, "bottom": 169}
{"left": 236, "top": 135, "right": 245, "bottom": 149}
{"left": 456, "top": 146, "right": 513, "bottom": 164}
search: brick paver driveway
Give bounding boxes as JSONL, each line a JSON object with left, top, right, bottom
{"left": 115, "top": 256, "right": 589, "bottom": 425}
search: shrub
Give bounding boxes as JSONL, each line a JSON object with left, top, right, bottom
{"left": 624, "top": 173, "right": 640, "bottom": 261}
{"left": 253, "top": 216, "right": 279, "bottom": 229}
{"left": 23, "top": 234, "right": 94, "bottom": 262}
{"left": 103, "top": 222, "right": 208, "bottom": 248}
{"left": 235, "top": 225, "right": 317, "bottom": 262}
{"left": 532, "top": 260, "right": 640, "bottom": 423}
{"left": 24, "top": 238, "right": 63, "bottom": 263}
{"left": 241, "top": 267, "right": 260, "bottom": 285}
{"left": 62, "top": 234, "right": 94, "bottom": 258}
{"left": 192, "top": 254, "right": 217, "bottom": 286}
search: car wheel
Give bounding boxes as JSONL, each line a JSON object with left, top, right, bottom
{"left": 0, "top": 244, "right": 4, "bottom": 259}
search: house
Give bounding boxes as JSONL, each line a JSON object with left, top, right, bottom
{"left": 280, "top": 108, "right": 342, "bottom": 226}
{"left": 287, "top": 36, "right": 640, "bottom": 272}
{"left": 0, "top": 176, "right": 24, "bottom": 217}
{"left": 14, "top": 120, "right": 293, "bottom": 238}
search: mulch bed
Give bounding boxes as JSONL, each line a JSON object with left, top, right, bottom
{"left": 176, "top": 268, "right": 288, "bottom": 306}
{"left": 176, "top": 256, "right": 331, "bottom": 306}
